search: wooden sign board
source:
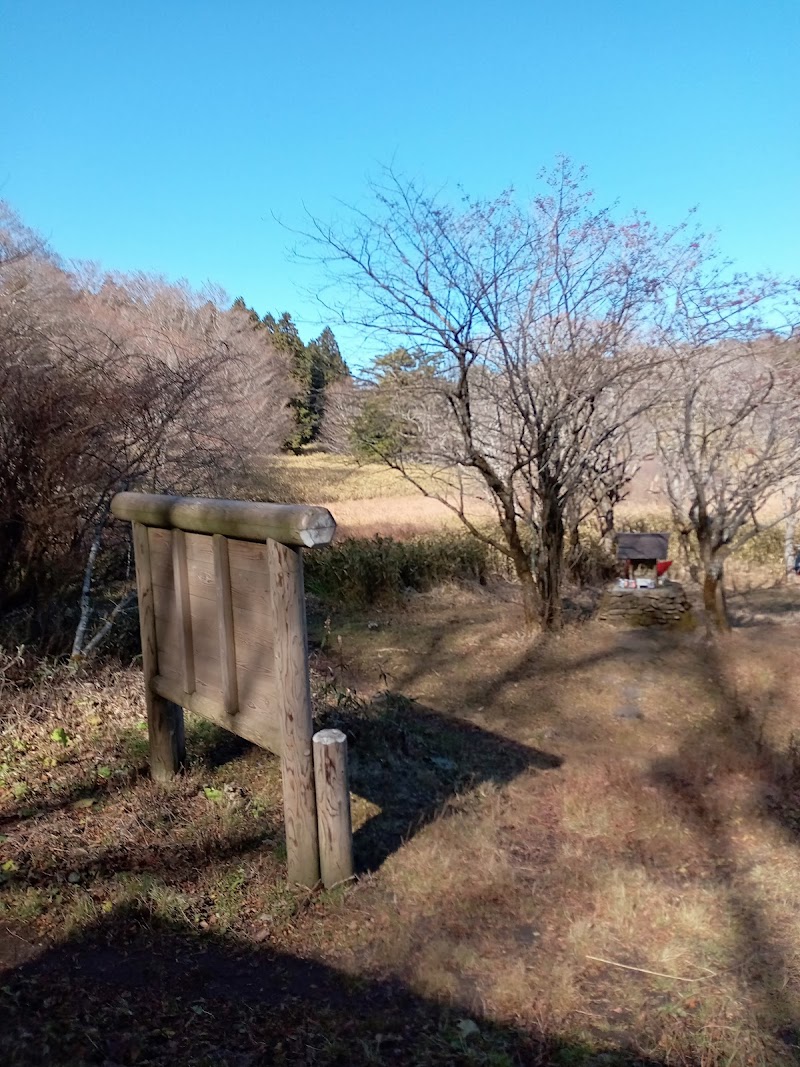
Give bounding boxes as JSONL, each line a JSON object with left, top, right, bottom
{"left": 111, "top": 492, "right": 340, "bottom": 887}
{"left": 147, "top": 528, "right": 281, "bottom": 754}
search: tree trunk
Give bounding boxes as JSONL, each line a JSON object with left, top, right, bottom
{"left": 701, "top": 553, "right": 730, "bottom": 632}
{"left": 598, "top": 505, "right": 615, "bottom": 558}
{"left": 487, "top": 489, "right": 540, "bottom": 630}
{"left": 566, "top": 521, "right": 582, "bottom": 583}
{"left": 784, "top": 514, "right": 796, "bottom": 582}
{"left": 537, "top": 484, "right": 565, "bottom": 631}
{"left": 508, "top": 543, "right": 539, "bottom": 629}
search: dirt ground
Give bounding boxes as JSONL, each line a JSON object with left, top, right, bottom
{"left": 2, "top": 578, "right": 800, "bottom": 1065}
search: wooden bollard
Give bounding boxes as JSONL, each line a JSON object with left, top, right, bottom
{"left": 312, "top": 729, "right": 354, "bottom": 889}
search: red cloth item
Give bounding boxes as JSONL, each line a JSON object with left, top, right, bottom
{"left": 656, "top": 561, "right": 673, "bottom": 577}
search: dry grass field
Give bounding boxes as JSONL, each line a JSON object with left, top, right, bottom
{"left": 260, "top": 456, "right": 786, "bottom": 563}
{"left": 259, "top": 453, "right": 500, "bottom": 538}
{"left": 2, "top": 454, "right": 799, "bottom": 1065}
{"left": 256, "top": 454, "right": 684, "bottom": 541}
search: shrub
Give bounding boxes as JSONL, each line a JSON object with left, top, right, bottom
{"left": 304, "top": 533, "right": 508, "bottom": 609}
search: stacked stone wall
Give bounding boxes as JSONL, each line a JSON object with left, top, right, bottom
{"left": 597, "top": 582, "right": 693, "bottom": 627}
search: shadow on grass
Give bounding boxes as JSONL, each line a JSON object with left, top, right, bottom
{"left": 0, "top": 907, "right": 673, "bottom": 1066}
{"left": 726, "top": 581, "right": 800, "bottom": 626}
{"left": 648, "top": 634, "right": 800, "bottom": 1054}
{"left": 315, "top": 689, "right": 562, "bottom": 873}
{"left": 2, "top": 681, "right": 560, "bottom": 900}
{"left": 0, "top": 743, "right": 149, "bottom": 829}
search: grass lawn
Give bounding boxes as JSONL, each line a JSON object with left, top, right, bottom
{"left": 2, "top": 577, "right": 800, "bottom": 1065}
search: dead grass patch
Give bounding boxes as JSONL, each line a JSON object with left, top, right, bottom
{"left": 3, "top": 579, "right": 800, "bottom": 1063}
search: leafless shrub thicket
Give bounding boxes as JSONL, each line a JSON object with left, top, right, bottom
{"left": 0, "top": 203, "right": 292, "bottom": 652}
{"left": 316, "top": 378, "right": 366, "bottom": 454}
{"left": 651, "top": 333, "right": 800, "bottom": 628}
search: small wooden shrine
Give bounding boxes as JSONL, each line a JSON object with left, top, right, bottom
{"left": 615, "top": 532, "right": 670, "bottom": 584}
{"left": 596, "top": 531, "right": 693, "bottom": 628}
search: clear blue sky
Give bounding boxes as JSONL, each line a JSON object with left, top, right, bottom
{"left": 3, "top": 0, "right": 798, "bottom": 364}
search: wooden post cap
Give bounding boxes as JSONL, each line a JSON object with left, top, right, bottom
{"left": 313, "top": 728, "right": 348, "bottom": 746}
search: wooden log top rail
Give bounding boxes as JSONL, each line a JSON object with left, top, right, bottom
{"left": 111, "top": 492, "right": 336, "bottom": 548}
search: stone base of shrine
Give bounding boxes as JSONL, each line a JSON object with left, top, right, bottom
{"left": 597, "top": 582, "right": 694, "bottom": 628}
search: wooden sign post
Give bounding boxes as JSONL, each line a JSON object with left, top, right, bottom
{"left": 111, "top": 492, "right": 353, "bottom": 888}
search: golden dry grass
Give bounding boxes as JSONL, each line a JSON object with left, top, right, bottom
{"left": 257, "top": 453, "right": 494, "bottom": 538}
{"left": 3, "top": 448, "right": 798, "bottom": 1063}
{"left": 260, "top": 453, "right": 446, "bottom": 502}
{"left": 257, "top": 454, "right": 788, "bottom": 555}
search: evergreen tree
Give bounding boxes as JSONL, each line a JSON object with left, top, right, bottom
{"left": 231, "top": 296, "right": 263, "bottom": 329}
{"left": 263, "top": 311, "right": 305, "bottom": 359}
{"left": 350, "top": 348, "right": 432, "bottom": 460}
{"left": 311, "top": 326, "right": 349, "bottom": 382}
{"left": 263, "top": 315, "right": 349, "bottom": 452}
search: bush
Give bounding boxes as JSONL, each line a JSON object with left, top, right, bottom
{"left": 304, "top": 533, "right": 507, "bottom": 609}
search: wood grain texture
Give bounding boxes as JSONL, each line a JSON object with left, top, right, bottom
{"left": 151, "top": 564, "right": 280, "bottom": 755}
{"left": 132, "top": 524, "right": 185, "bottom": 781}
{"left": 268, "top": 539, "right": 320, "bottom": 887}
{"left": 151, "top": 674, "right": 281, "bottom": 754}
{"left": 213, "top": 534, "right": 239, "bottom": 715}
{"left": 149, "top": 530, "right": 273, "bottom": 623}
{"left": 313, "top": 729, "right": 354, "bottom": 888}
{"left": 112, "top": 492, "right": 336, "bottom": 547}
{"left": 133, "top": 526, "right": 281, "bottom": 752}
{"left": 171, "top": 529, "right": 195, "bottom": 695}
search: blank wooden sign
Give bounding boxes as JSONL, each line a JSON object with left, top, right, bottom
{"left": 147, "top": 527, "right": 282, "bottom": 753}
{"left": 111, "top": 492, "right": 340, "bottom": 887}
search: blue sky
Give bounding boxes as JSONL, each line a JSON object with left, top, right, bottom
{"left": 3, "top": 0, "right": 798, "bottom": 364}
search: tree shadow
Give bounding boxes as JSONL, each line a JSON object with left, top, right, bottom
{"left": 726, "top": 581, "right": 800, "bottom": 626}
{"left": 4, "top": 688, "right": 561, "bottom": 891}
{"left": 0, "top": 906, "right": 675, "bottom": 1066}
{"left": 647, "top": 633, "right": 800, "bottom": 1050}
{"left": 0, "top": 719, "right": 256, "bottom": 835}
{"left": 0, "top": 746, "right": 149, "bottom": 829}
{"left": 356, "top": 608, "right": 800, "bottom": 1056}
{"left": 315, "top": 690, "right": 562, "bottom": 873}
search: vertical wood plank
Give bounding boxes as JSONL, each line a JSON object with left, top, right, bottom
{"left": 132, "top": 523, "right": 185, "bottom": 781}
{"left": 213, "top": 533, "right": 239, "bottom": 715}
{"left": 268, "top": 539, "right": 320, "bottom": 887}
{"left": 172, "top": 528, "right": 195, "bottom": 695}
{"left": 313, "top": 729, "right": 354, "bottom": 888}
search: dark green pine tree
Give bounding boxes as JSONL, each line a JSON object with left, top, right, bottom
{"left": 262, "top": 311, "right": 305, "bottom": 358}
{"left": 264, "top": 314, "right": 349, "bottom": 452}
{"left": 231, "top": 296, "right": 263, "bottom": 329}
{"left": 311, "top": 326, "right": 349, "bottom": 383}
{"left": 350, "top": 348, "right": 429, "bottom": 460}
{"left": 262, "top": 312, "right": 316, "bottom": 451}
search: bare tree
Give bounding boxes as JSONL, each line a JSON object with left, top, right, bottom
{"left": 651, "top": 293, "right": 800, "bottom": 630}
{"left": 307, "top": 161, "right": 685, "bottom": 628}
{"left": 781, "top": 479, "right": 800, "bottom": 582}
{"left": 317, "top": 377, "right": 366, "bottom": 454}
{"left": 217, "top": 301, "right": 294, "bottom": 462}
{"left": 0, "top": 207, "right": 294, "bottom": 651}
{"left": 562, "top": 421, "right": 643, "bottom": 581}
